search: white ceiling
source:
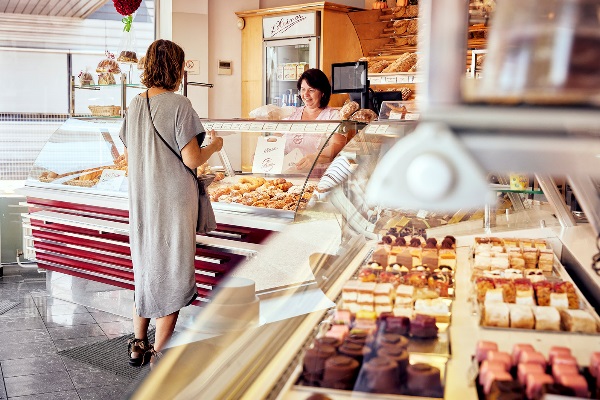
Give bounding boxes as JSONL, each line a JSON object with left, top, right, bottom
{"left": 0, "top": 0, "right": 108, "bottom": 19}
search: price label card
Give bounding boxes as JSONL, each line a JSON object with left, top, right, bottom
{"left": 291, "top": 124, "right": 306, "bottom": 132}
{"left": 304, "top": 124, "right": 317, "bottom": 131}
{"left": 250, "top": 123, "right": 264, "bottom": 131}
{"left": 389, "top": 111, "right": 404, "bottom": 120}
{"left": 315, "top": 124, "right": 328, "bottom": 132}
{"left": 370, "top": 76, "right": 383, "bottom": 84}
{"left": 239, "top": 123, "right": 251, "bottom": 131}
{"left": 263, "top": 123, "right": 278, "bottom": 131}
{"left": 203, "top": 123, "right": 213, "bottom": 131}
{"left": 385, "top": 76, "right": 398, "bottom": 84}
{"left": 231, "top": 123, "right": 242, "bottom": 131}
{"left": 212, "top": 123, "right": 223, "bottom": 130}
{"left": 276, "top": 123, "right": 292, "bottom": 131}
{"left": 365, "top": 125, "right": 379, "bottom": 134}
{"left": 95, "top": 169, "right": 126, "bottom": 192}
{"left": 221, "top": 123, "right": 233, "bottom": 130}
{"left": 405, "top": 113, "right": 420, "bottom": 120}
{"left": 376, "top": 124, "right": 389, "bottom": 133}
{"left": 327, "top": 123, "right": 340, "bottom": 132}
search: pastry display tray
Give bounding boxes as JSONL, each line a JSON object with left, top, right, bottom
{"left": 211, "top": 201, "right": 296, "bottom": 220}
{"left": 288, "top": 354, "right": 448, "bottom": 400}
{"left": 472, "top": 254, "right": 600, "bottom": 335}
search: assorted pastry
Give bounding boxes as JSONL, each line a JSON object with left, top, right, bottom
{"left": 475, "top": 341, "right": 600, "bottom": 399}
{"left": 474, "top": 237, "right": 554, "bottom": 273}
{"left": 372, "top": 234, "right": 457, "bottom": 272}
{"left": 300, "top": 310, "right": 443, "bottom": 397}
{"left": 208, "top": 177, "right": 315, "bottom": 210}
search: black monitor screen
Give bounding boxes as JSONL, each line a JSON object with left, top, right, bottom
{"left": 331, "top": 61, "right": 368, "bottom": 93}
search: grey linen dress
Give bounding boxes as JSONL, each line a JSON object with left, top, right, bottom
{"left": 119, "top": 92, "right": 203, "bottom": 318}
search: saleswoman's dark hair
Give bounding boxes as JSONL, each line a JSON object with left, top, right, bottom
{"left": 297, "top": 68, "right": 332, "bottom": 108}
{"left": 141, "top": 39, "right": 185, "bottom": 91}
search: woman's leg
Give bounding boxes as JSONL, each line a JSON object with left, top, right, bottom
{"left": 133, "top": 303, "right": 151, "bottom": 340}
{"left": 153, "top": 310, "right": 179, "bottom": 352}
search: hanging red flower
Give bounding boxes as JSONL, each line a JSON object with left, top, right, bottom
{"left": 113, "top": 0, "right": 141, "bottom": 16}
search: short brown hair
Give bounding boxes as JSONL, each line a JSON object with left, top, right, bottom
{"left": 297, "top": 69, "right": 332, "bottom": 108}
{"left": 141, "top": 39, "right": 185, "bottom": 91}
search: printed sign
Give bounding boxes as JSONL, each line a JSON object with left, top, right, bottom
{"left": 95, "top": 169, "right": 126, "bottom": 192}
{"left": 252, "top": 136, "right": 285, "bottom": 174}
{"left": 184, "top": 60, "right": 199, "bottom": 75}
{"left": 263, "top": 13, "right": 316, "bottom": 39}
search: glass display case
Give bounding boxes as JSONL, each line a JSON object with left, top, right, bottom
{"left": 128, "top": 119, "right": 600, "bottom": 400}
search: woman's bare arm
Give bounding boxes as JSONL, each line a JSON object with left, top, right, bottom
{"left": 181, "top": 130, "right": 224, "bottom": 170}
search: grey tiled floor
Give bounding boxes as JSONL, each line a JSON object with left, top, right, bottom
{"left": 0, "top": 266, "right": 139, "bottom": 399}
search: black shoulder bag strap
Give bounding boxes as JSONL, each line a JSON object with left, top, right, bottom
{"left": 144, "top": 90, "right": 205, "bottom": 195}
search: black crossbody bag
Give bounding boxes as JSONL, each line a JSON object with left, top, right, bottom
{"left": 144, "top": 91, "right": 216, "bottom": 234}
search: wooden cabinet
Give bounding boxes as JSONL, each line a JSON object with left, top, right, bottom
{"left": 236, "top": 2, "right": 365, "bottom": 117}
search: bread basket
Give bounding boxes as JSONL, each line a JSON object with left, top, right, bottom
{"left": 88, "top": 105, "right": 121, "bottom": 117}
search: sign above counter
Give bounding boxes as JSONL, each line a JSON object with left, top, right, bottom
{"left": 263, "top": 12, "right": 317, "bottom": 39}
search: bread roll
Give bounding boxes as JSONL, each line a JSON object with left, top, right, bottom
{"left": 339, "top": 101, "right": 360, "bottom": 120}
{"left": 349, "top": 109, "right": 378, "bottom": 123}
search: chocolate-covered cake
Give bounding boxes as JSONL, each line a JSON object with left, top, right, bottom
{"left": 345, "top": 331, "right": 369, "bottom": 346}
{"left": 407, "top": 363, "right": 442, "bottom": 394}
{"left": 377, "top": 347, "right": 409, "bottom": 379}
{"left": 410, "top": 314, "right": 439, "bottom": 339}
{"left": 358, "top": 356, "right": 399, "bottom": 393}
{"left": 382, "top": 316, "right": 411, "bottom": 335}
{"left": 376, "top": 333, "right": 409, "bottom": 352}
{"left": 315, "top": 337, "right": 342, "bottom": 349}
{"left": 303, "top": 344, "right": 336, "bottom": 382}
{"left": 321, "top": 355, "right": 360, "bottom": 390}
{"left": 486, "top": 380, "right": 525, "bottom": 400}
{"left": 338, "top": 342, "right": 372, "bottom": 364}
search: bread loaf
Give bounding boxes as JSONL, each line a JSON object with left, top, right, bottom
{"left": 382, "top": 53, "right": 418, "bottom": 73}
{"left": 339, "top": 101, "right": 360, "bottom": 120}
{"left": 368, "top": 60, "right": 390, "bottom": 73}
{"left": 407, "top": 19, "right": 418, "bottom": 34}
{"left": 392, "top": 20, "right": 408, "bottom": 34}
{"left": 405, "top": 5, "right": 418, "bottom": 17}
{"left": 392, "top": 6, "right": 406, "bottom": 18}
{"left": 349, "top": 109, "right": 378, "bottom": 123}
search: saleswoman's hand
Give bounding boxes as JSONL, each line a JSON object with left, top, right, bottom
{"left": 209, "top": 130, "right": 224, "bottom": 152}
{"left": 296, "top": 154, "right": 316, "bottom": 170}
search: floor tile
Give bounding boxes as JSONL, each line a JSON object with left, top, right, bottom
{"left": 0, "top": 341, "right": 57, "bottom": 362}
{"left": 89, "top": 311, "right": 131, "bottom": 324}
{"left": 0, "top": 364, "right": 6, "bottom": 399}
{"left": 4, "top": 370, "right": 74, "bottom": 397}
{"left": 4, "top": 390, "right": 80, "bottom": 400}
{"left": 78, "top": 384, "right": 133, "bottom": 400}
{"left": 42, "top": 313, "right": 98, "bottom": 328}
{"left": 98, "top": 321, "right": 133, "bottom": 339}
{"left": 0, "top": 316, "right": 45, "bottom": 333}
{"left": 54, "top": 335, "right": 108, "bottom": 352}
{"left": 38, "top": 304, "right": 89, "bottom": 317}
{"left": 0, "top": 307, "right": 40, "bottom": 319}
{"left": 1, "top": 354, "right": 66, "bottom": 378}
{"left": 34, "top": 297, "right": 78, "bottom": 308}
{"left": 0, "top": 329, "right": 52, "bottom": 346}
{"left": 68, "top": 367, "right": 133, "bottom": 390}
{"left": 47, "top": 324, "right": 106, "bottom": 341}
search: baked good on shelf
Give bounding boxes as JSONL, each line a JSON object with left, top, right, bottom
{"left": 376, "top": 333, "right": 409, "bottom": 352}
{"left": 556, "top": 374, "right": 589, "bottom": 398}
{"left": 367, "top": 59, "right": 390, "bottom": 73}
{"left": 339, "top": 100, "right": 360, "bottom": 120}
{"left": 512, "top": 343, "right": 535, "bottom": 365}
{"left": 482, "top": 370, "right": 513, "bottom": 395}
{"left": 357, "top": 356, "right": 399, "bottom": 393}
{"left": 303, "top": 344, "right": 336, "bottom": 382}
{"left": 484, "top": 288, "right": 504, "bottom": 305}
{"left": 487, "top": 351, "right": 512, "bottom": 371}
{"left": 348, "top": 109, "right": 378, "bottom": 123}
{"left": 494, "top": 279, "right": 516, "bottom": 303}
{"left": 321, "top": 355, "right": 360, "bottom": 390}
{"left": 117, "top": 50, "right": 138, "bottom": 63}
{"left": 338, "top": 342, "right": 372, "bottom": 364}
{"left": 476, "top": 341, "right": 499, "bottom": 363}
{"left": 551, "top": 364, "right": 579, "bottom": 381}
{"left": 478, "top": 359, "right": 506, "bottom": 385}
{"left": 78, "top": 70, "right": 94, "bottom": 86}
{"left": 381, "top": 315, "right": 410, "bottom": 335}
{"left": 517, "top": 363, "right": 545, "bottom": 385}
{"left": 553, "top": 281, "right": 579, "bottom": 309}
{"left": 405, "top": 5, "right": 419, "bottom": 17}
{"left": 483, "top": 303, "right": 510, "bottom": 327}
{"left": 315, "top": 336, "right": 342, "bottom": 349}
{"left": 524, "top": 269, "right": 546, "bottom": 282}
{"left": 520, "top": 351, "right": 546, "bottom": 368}
{"left": 538, "top": 248, "right": 554, "bottom": 271}
{"left": 392, "top": 19, "right": 408, "bottom": 34}
{"left": 590, "top": 352, "right": 600, "bottom": 378}
{"left": 549, "top": 293, "right": 569, "bottom": 309}
{"left": 96, "top": 57, "right": 121, "bottom": 74}
{"left": 548, "top": 346, "right": 572, "bottom": 364}
{"left": 533, "top": 306, "right": 561, "bottom": 331}
{"left": 476, "top": 277, "right": 495, "bottom": 303}
{"left": 539, "top": 383, "right": 576, "bottom": 397}
{"left": 377, "top": 347, "right": 409, "bottom": 379}
{"left": 509, "top": 304, "right": 534, "bottom": 329}
{"left": 406, "top": 363, "right": 441, "bottom": 394}
{"left": 560, "top": 309, "right": 597, "bottom": 333}
{"left": 382, "top": 52, "right": 418, "bottom": 73}
{"left": 342, "top": 280, "right": 360, "bottom": 303}
{"left": 406, "top": 18, "right": 418, "bottom": 34}
{"left": 487, "top": 380, "right": 526, "bottom": 400}
{"left": 409, "top": 313, "right": 438, "bottom": 338}
{"left": 98, "top": 73, "right": 116, "bottom": 85}
{"left": 533, "top": 281, "right": 552, "bottom": 306}
{"left": 137, "top": 56, "right": 145, "bottom": 70}
{"left": 525, "top": 373, "right": 554, "bottom": 400}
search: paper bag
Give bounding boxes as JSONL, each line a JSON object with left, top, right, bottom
{"left": 252, "top": 136, "right": 285, "bottom": 174}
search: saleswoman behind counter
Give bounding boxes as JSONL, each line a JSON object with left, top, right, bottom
{"left": 285, "top": 68, "right": 346, "bottom": 171}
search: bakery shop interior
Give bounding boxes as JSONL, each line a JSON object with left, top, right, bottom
{"left": 2, "top": 0, "right": 600, "bottom": 399}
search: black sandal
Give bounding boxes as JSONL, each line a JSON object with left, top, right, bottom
{"left": 128, "top": 338, "right": 152, "bottom": 367}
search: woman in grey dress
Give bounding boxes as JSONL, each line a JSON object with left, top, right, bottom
{"left": 119, "top": 39, "right": 223, "bottom": 366}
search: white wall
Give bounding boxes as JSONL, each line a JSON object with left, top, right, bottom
{"left": 260, "top": 0, "right": 365, "bottom": 8}
{"left": 207, "top": 0, "right": 259, "bottom": 119}
{"left": 172, "top": 12, "right": 209, "bottom": 118}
